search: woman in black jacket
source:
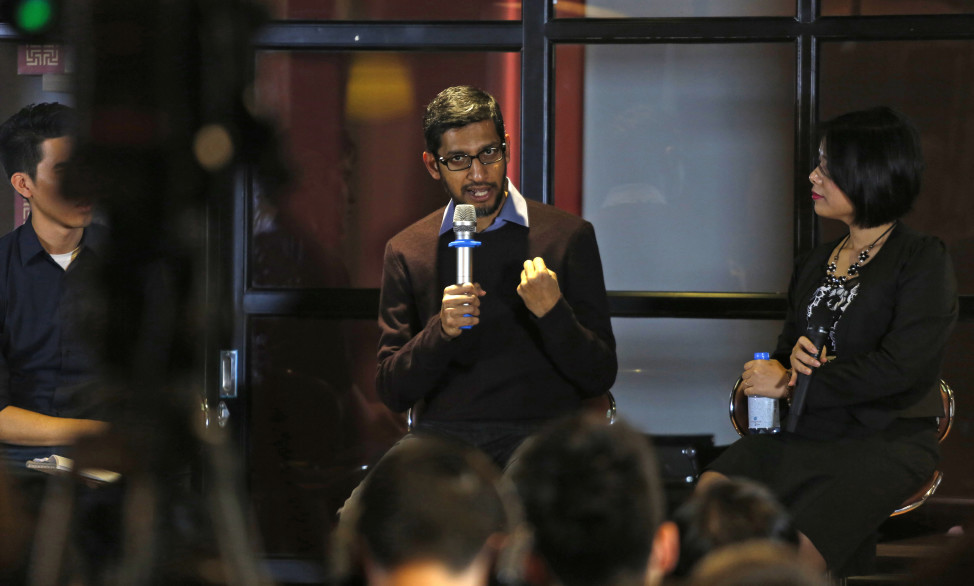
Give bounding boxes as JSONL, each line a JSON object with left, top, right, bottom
{"left": 700, "top": 107, "right": 958, "bottom": 577}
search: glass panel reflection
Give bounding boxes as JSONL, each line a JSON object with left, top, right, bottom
{"left": 820, "top": 40, "right": 974, "bottom": 294}
{"left": 556, "top": 43, "right": 795, "bottom": 292}
{"left": 821, "top": 0, "right": 974, "bottom": 16}
{"left": 252, "top": 51, "right": 521, "bottom": 289}
{"left": 248, "top": 317, "right": 402, "bottom": 556}
{"left": 610, "top": 317, "right": 784, "bottom": 446}
{"left": 553, "top": 0, "right": 794, "bottom": 18}
{"left": 264, "top": 0, "right": 519, "bottom": 21}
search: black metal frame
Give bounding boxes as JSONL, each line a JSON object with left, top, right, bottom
{"left": 243, "top": 4, "right": 974, "bottom": 325}
{"left": 234, "top": 7, "right": 973, "bottom": 460}
{"left": 7, "top": 8, "right": 969, "bottom": 322}
{"left": 4, "top": 1, "right": 973, "bottom": 465}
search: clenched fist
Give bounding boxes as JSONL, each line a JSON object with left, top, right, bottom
{"left": 517, "top": 257, "right": 561, "bottom": 318}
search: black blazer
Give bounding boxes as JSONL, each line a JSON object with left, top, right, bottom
{"left": 771, "top": 223, "right": 958, "bottom": 439}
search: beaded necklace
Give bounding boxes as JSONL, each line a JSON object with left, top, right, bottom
{"left": 825, "top": 222, "right": 897, "bottom": 286}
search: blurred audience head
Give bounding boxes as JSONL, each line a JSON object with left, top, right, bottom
{"left": 333, "top": 435, "right": 523, "bottom": 586}
{"left": 672, "top": 476, "right": 799, "bottom": 577}
{"left": 688, "top": 541, "right": 828, "bottom": 586}
{"left": 507, "top": 414, "right": 678, "bottom": 586}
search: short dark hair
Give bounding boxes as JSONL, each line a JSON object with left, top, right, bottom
{"left": 0, "top": 103, "right": 76, "bottom": 181}
{"left": 818, "top": 106, "right": 923, "bottom": 228}
{"left": 508, "top": 415, "right": 665, "bottom": 586}
{"left": 354, "top": 436, "right": 510, "bottom": 574}
{"left": 689, "top": 541, "right": 828, "bottom": 586}
{"left": 423, "top": 86, "right": 506, "bottom": 155}
{"left": 672, "top": 477, "right": 799, "bottom": 577}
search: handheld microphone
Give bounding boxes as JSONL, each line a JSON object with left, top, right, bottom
{"left": 447, "top": 204, "right": 481, "bottom": 329}
{"left": 784, "top": 325, "right": 830, "bottom": 433}
{"left": 449, "top": 204, "right": 479, "bottom": 284}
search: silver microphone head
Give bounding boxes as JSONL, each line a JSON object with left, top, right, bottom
{"left": 453, "top": 204, "right": 477, "bottom": 235}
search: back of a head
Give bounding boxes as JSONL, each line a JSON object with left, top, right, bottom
{"left": 672, "top": 477, "right": 798, "bottom": 577}
{"left": 354, "top": 436, "right": 511, "bottom": 578}
{"left": 508, "top": 414, "right": 665, "bottom": 586}
{"left": 688, "top": 541, "right": 828, "bottom": 586}
{"left": 0, "top": 102, "right": 76, "bottom": 181}
{"left": 423, "top": 85, "right": 506, "bottom": 155}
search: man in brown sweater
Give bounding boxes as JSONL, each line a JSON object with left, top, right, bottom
{"left": 375, "top": 86, "right": 617, "bottom": 466}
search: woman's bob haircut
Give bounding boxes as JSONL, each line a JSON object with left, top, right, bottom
{"left": 818, "top": 106, "right": 923, "bottom": 228}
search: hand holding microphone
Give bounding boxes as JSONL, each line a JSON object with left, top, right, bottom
{"left": 784, "top": 325, "right": 830, "bottom": 433}
{"left": 440, "top": 283, "right": 484, "bottom": 338}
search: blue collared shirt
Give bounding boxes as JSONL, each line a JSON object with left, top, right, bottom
{"left": 0, "top": 217, "right": 108, "bottom": 464}
{"left": 438, "top": 179, "right": 530, "bottom": 236}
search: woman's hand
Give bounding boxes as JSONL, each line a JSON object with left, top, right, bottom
{"left": 788, "top": 336, "right": 829, "bottom": 385}
{"left": 741, "top": 358, "right": 792, "bottom": 400}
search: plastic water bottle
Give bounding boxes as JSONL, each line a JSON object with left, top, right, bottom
{"left": 747, "top": 352, "right": 780, "bottom": 434}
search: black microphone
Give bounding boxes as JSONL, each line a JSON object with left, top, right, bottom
{"left": 784, "top": 325, "right": 830, "bottom": 433}
{"left": 448, "top": 204, "right": 481, "bottom": 329}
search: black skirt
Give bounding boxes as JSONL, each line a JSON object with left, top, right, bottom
{"left": 705, "top": 417, "right": 939, "bottom": 575}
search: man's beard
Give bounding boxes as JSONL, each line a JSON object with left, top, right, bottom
{"left": 473, "top": 191, "right": 504, "bottom": 218}
{"left": 446, "top": 177, "right": 507, "bottom": 218}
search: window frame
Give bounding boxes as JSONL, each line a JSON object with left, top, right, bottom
{"left": 244, "top": 2, "right": 974, "bottom": 322}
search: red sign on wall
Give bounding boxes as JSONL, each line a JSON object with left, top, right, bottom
{"left": 18, "top": 45, "right": 66, "bottom": 75}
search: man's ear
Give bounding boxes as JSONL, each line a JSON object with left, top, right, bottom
{"left": 422, "top": 151, "right": 441, "bottom": 180}
{"left": 10, "top": 172, "right": 32, "bottom": 200}
{"left": 504, "top": 133, "right": 512, "bottom": 164}
{"left": 647, "top": 521, "right": 680, "bottom": 584}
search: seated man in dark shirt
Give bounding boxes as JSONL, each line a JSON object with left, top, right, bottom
{"left": 0, "top": 103, "right": 109, "bottom": 466}
{"left": 376, "top": 85, "right": 617, "bottom": 466}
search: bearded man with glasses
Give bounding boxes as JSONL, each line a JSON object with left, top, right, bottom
{"left": 373, "top": 85, "right": 617, "bottom": 467}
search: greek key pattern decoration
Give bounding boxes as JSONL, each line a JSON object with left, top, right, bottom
{"left": 18, "top": 45, "right": 66, "bottom": 75}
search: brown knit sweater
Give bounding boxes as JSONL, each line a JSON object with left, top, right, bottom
{"left": 376, "top": 199, "right": 617, "bottom": 422}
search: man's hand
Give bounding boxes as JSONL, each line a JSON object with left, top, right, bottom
{"left": 440, "top": 283, "right": 485, "bottom": 338}
{"left": 517, "top": 257, "right": 561, "bottom": 318}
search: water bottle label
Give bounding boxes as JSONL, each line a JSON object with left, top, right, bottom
{"left": 748, "top": 395, "right": 780, "bottom": 433}
{"left": 747, "top": 352, "right": 779, "bottom": 433}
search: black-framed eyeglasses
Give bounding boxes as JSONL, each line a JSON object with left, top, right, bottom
{"left": 435, "top": 143, "right": 506, "bottom": 172}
